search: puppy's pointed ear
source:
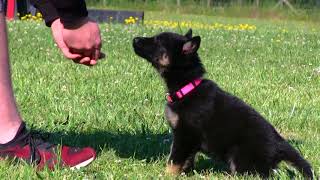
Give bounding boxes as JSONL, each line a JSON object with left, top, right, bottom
{"left": 185, "top": 29, "right": 193, "bottom": 39}
{"left": 182, "top": 36, "right": 201, "bottom": 55}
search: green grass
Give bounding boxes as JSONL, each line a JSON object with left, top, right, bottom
{"left": 2, "top": 12, "right": 320, "bottom": 179}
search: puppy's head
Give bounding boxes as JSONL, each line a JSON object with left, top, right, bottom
{"left": 133, "top": 29, "right": 201, "bottom": 74}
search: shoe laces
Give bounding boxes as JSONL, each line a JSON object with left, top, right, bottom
{"left": 22, "top": 131, "right": 55, "bottom": 164}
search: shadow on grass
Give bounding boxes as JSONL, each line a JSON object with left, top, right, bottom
{"left": 31, "top": 128, "right": 228, "bottom": 173}
{"left": 30, "top": 129, "right": 307, "bottom": 177}
{"left": 194, "top": 155, "right": 229, "bottom": 174}
{"left": 30, "top": 129, "right": 171, "bottom": 162}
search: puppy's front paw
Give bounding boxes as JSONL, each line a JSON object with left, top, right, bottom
{"left": 166, "top": 164, "right": 182, "bottom": 175}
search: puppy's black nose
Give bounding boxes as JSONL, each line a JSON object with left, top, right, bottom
{"left": 133, "top": 37, "right": 141, "bottom": 44}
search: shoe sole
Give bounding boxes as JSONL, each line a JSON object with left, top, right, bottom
{"left": 1, "top": 155, "right": 95, "bottom": 170}
{"left": 70, "top": 157, "right": 95, "bottom": 170}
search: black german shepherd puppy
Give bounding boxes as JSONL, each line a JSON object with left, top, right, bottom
{"left": 132, "top": 29, "right": 313, "bottom": 179}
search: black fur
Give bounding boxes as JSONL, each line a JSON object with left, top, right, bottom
{"left": 132, "top": 29, "right": 313, "bottom": 179}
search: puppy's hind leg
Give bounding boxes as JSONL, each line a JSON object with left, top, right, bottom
{"left": 226, "top": 146, "right": 272, "bottom": 178}
{"left": 226, "top": 146, "right": 239, "bottom": 175}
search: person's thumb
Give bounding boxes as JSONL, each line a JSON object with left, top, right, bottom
{"left": 55, "top": 37, "right": 81, "bottom": 59}
{"left": 60, "top": 46, "right": 81, "bottom": 59}
{"left": 51, "top": 19, "right": 81, "bottom": 60}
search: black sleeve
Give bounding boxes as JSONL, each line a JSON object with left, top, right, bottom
{"left": 29, "top": 0, "right": 59, "bottom": 27}
{"left": 30, "top": 0, "right": 88, "bottom": 28}
{"left": 0, "top": 0, "right": 4, "bottom": 13}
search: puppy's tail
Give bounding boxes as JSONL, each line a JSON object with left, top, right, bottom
{"left": 279, "top": 141, "right": 313, "bottom": 179}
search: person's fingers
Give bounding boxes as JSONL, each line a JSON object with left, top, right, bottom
{"left": 95, "top": 37, "right": 102, "bottom": 49}
{"left": 92, "top": 36, "right": 102, "bottom": 61}
{"left": 92, "top": 32, "right": 102, "bottom": 60}
{"left": 51, "top": 19, "right": 82, "bottom": 60}
{"left": 69, "top": 48, "right": 99, "bottom": 66}
{"left": 81, "top": 48, "right": 99, "bottom": 64}
{"left": 93, "top": 48, "right": 100, "bottom": 60}
{"left": 80, "top": 49, "right": 93, "bottom": 57}
{"left": 90, "top": 60, "right": 97, "bottom": 65}
{"left": 79, "top": 56, "right": 91, "bottom": 64}
{"left": 61, "top": 47, "right": 82, "bottom": 59}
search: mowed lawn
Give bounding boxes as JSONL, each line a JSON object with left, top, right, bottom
{"left": 1, "top": 11, "right": 320, "bottom": 179}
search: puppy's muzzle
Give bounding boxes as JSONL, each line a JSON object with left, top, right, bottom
{"left": 133, "top": 37, "right": 144, "bottom": 46}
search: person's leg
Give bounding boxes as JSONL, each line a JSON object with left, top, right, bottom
{"left": 0, "top": 8, "right": 23, "bottom": 144}
{"left": 0, "top": 9, "right": 96, "bottom": 169}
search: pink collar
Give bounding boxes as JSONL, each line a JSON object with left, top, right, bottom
{"left": 166, "top": 78, "right": 202, "bottom": 103}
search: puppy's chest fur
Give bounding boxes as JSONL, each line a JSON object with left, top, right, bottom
{"left": 164, "top": 85, "right": 215, "bottom": 154}
{"left": 165, "top": 104, "right": 206, "bottom": 130}
{"left": 165, "top": 105, "right": 180, "bottom": 128}
{"left": 164, "top": 80, "right": 216, "bottom": 130}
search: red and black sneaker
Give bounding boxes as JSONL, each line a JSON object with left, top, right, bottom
{"left": 0, "top": 122, "right": 96, "bottom": 170}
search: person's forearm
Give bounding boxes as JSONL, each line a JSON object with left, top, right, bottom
{"left": 30, "top": 0, "right": 88, "bottom": 28}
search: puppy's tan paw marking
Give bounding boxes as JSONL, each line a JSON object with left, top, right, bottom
{"left": 166, "top": 164, "right": 182, "bottom": 175}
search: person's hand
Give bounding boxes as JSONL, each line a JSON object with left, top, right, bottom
{"left": 51, "top": 18, "right": 102, "bottom": 66}
{"left": 51, "top": 18, "right": 82, "bottom": 60}
{"left": 62, "top": 17, "right": 102, "bottom": 66}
